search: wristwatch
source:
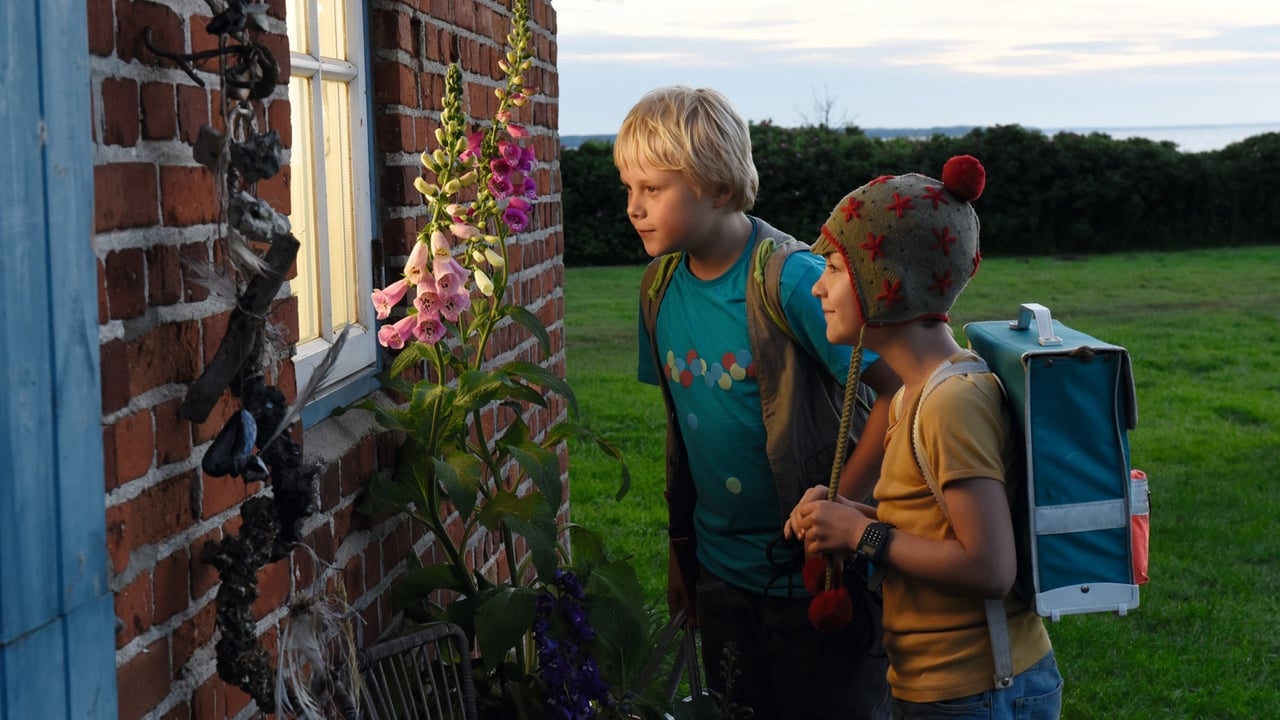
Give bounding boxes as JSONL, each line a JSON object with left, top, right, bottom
{"left": 856, "top": 522, "right": 893, "bottom": 564}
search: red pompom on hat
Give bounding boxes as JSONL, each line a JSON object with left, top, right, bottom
{"left": 942, "top": 154, "right": 986, "bottom": 202}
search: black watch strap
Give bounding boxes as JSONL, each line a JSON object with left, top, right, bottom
{"left": 857, "top": 521, "right": 893, "bottom": 564}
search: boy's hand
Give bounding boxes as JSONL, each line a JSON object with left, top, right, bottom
{"left": 667, "top": 548, "right": 697, "bottom": 626}
{"left": 786, "top": 496, "right": 877, "bottom": 556}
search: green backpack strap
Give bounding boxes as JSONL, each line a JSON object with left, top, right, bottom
{"left": 752, "top": 235, "right": 805, "bottom": 344}
{"left": 640, "top": 252, "right": 684, "bottom": 339}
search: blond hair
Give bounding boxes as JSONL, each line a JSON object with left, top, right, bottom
{"left": 613, "top": 86, "right": 758, "bottom": 211}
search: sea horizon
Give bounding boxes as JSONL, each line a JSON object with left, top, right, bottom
{"left": 561, "top": 121, "right": 1280, "bottom": 154}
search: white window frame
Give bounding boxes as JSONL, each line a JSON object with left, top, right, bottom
{"left": 288, "top": 0, "right": 377, "bottom": 422}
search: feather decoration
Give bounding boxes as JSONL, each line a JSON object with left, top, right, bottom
{"left": 275, "top": 547, "right": 364, "bottom": 719}
{"left": 259, "top": 325, "right": 351, "bottom": 453}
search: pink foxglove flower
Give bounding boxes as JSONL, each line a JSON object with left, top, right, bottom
{"left": 414, "top": 290, "right": 442, "bottom": 321}
{"left": 441, "top": 291, "right": 472, "bottom": 322}
{"left": 519, "top": 144, "right": 536, "bottom": 173}
{"left": 503, "top": 196, "right": 532, "bottom": 232}
{"left": 488, "top": 174, "right": 514, "bottom": 199}
{"left": 490, "top": 156, "right": 513, "bottom": 177}
{"left": 413, "top": 315, "right": 447, "bottom": 344}
{"left": 450, "top": 222, "right": 483, "bottom": 239}
{"left": 405, "top": 240, "right": 431, "bottom": 286}
{"left": 377, "top": 314, "right": 417, "bottom": 350}
{"left": 372, "top": 278, "right": 410, "bottom": 320}
{"left": 460, "top": 131, "right": 485, "bottom": 163}
{"left": 506, "top": 123, "right": 529, "bottom": 138}
{"left": 430, "top": 230, "right": 471, "bottom": 291}
{"left": 499, "top": 140, "right": 523, "bottom": 166}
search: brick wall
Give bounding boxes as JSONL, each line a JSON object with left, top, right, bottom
{"left": 90, "top": 0, "right": 563, "bottom": 717}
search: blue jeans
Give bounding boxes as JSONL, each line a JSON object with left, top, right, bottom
{"left": 695, "top": 569, "right": 891, "bottom": 720}
{"left": 891, "top": 651, "right": 1062, "bottom": 720}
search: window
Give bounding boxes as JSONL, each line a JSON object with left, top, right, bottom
{"left": 287, "top": 0, "right": 377, "bottom": 422}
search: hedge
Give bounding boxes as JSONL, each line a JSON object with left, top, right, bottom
{"left": 560, "top": 123, "right": 1280, "bottom": 266}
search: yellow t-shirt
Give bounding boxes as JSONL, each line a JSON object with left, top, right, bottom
{"left": 874, "top": 352, "right": 1052, "bottom": 703}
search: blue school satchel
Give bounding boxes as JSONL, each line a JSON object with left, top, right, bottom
{"left": 914, "top": 303, "right": 1141, "bottom": 687}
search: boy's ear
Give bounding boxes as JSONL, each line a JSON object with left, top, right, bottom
{"left": 710, "top": 186, "right": 733, "bottom": 209}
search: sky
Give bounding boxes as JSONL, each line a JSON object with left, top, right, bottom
{"left": 552, "top": 0, "right": 1280, "bottom": 136}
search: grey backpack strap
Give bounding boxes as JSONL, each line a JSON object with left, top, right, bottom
{"left": 910, "top": 357, "right": 1015, "bottom": 689}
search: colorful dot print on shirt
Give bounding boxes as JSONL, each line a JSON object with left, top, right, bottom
{"left": 665, "top": 348, "right": 756, "bottom": 390}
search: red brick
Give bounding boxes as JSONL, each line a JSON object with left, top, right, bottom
{"left": 171, "top": 601, "right": 216, "bottom": 674}
{"left": 179, "top": 242, "right": 213, "bottom": 303}
{"left": 199, "top": 472, "right": 253, "bottom": 520}
{"left": 116, "top": 637, "right": 172, "bottom": 720}
{"left": 95, "top": 163, "right": 158, "bottom": 232}
{"left": 139, "top": 82, "right": 177, "bottom": 140}
{"left": 153, "top": 547, "right": 191, "bottom": 623}
{"left": 373, "top": 9, "right": 413, "bottom": 50}
{"left": 87, "top": 0, "right": 115, "bottom": 56}
{"left": 102, "top": 426, "right": 120, "bottom": 492}
{"left": 375, "top": 112, "right": 415, "bottom": 153}
{"left": 103, "top": 248, "right": 146, "bottom": 320}
{"left": 266, "top": 98, "right": 290, "bottom": 149}
{"left": 160, "top": 165, "right": 218, "bottom": 226}
{"left": 126, "top": 320, "right": 201, "bottom": 396}
{"left": 252, "top": 559, "right": 291, "bottom": 620}
{"left": 188, "top": 15, "right": 221, "bottom": 56}
{"left": 114, "top": 570, "right": 153, "bottom": 650}
{"left": 192, "top": 675, "right": 251, "bottom": 720}
{"left": 192, "top": 391, "right": 237, "bottom": 445}
{"left": 256, "top": 165, "right": 290, "bottom": 214}
{"left": 109, "top": 409, "right": 155, "bottom": 483}
{"left": 176, "top": 84, "right": 210, "bottom": 145}
{"left": 153, "top": 397, "right": 191, "bottom": 466}
{"left": 106, "top": 471, "right": 197, "bottom": 563}
{"left": 102, "top": 77, "right": 140, "bottom": 147}
{"left": 373, "top": 62, "right": 417, "bottom": 105}
{"left": 100, "top": 338, "right": 130, "bottom": 415}
{"left": 146, "top": 243, "right": 182, "bottom": 307}
{"left": 118, "top": 1, "right": 181, "bottom": 65}
{"left": 190, "top": 529, "right": 223, "bottom": 598}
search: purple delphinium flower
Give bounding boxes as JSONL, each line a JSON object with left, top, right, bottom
{"left": 532, "top": 570, "right": 611, "bottom": 719}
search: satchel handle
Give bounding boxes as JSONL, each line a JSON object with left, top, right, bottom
{"left": 1009, "top": 303, "right": 1062, "bottom": 347}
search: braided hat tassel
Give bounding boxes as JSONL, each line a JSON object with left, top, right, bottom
{"left": 806, "top": 327, "right": 865, "bottom": 632}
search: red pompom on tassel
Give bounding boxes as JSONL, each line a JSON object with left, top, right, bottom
{"left": 808, "top": 587, "right": 854, "bottom": 633}
{"left": 802, "top": 554, "right": 833, "bottom": 595}
{"left": 942, "top": 154, "right": 986, "bottom": 202}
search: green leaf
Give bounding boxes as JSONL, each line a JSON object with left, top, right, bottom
{"left": 502, "top": 304, "right": 551, "bottom": 358}
{"left": 398, "top": 563, "right": 470, "bottom": 597}
{"left": 548, "top": 420, "right": 632, "bottom": 500}
{"left": 504, "top": 506, "right": 560, "bottom": 582}
{"left": 567, "top": 524, "right": 608, "bottom": 569}
{"left": 474, "top": 585, "right": 537, "bottom": 672}
{"left": 388, "top": 339, "right": 430, "bottom": 378}
{"left": 508, "top": 442, "right": 562, "bottom": 509}
{"left": 583, "top": 560, "right": 652, "bottom": 691}
{"left": 434, "top": 449, "right": 482, "bottom": 519}
{"left": 501, "top": 360, "right": 578, "bottom": 418}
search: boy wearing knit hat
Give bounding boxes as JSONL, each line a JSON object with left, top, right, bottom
{"left": 616, "top": 85, "right": 899, "bottom": 720}
{"left": 787, "top": 156, "right": 1063, "bottom": 718}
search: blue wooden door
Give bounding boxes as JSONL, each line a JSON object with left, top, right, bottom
{"left": 0, "top": 0, "right": 118, "bottom": 718}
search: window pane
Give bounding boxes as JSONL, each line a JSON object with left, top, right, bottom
{"left": 322, "top": 80, "right": 359, "bottom": 330}
{"left": 289, "top": 78, "right": 321, "bottom": 343}
{"left": 318, "top": 0, "right": 347, "bottom": 61}
{"left": 287, "top": 0, "right": 309, "bottom": 54}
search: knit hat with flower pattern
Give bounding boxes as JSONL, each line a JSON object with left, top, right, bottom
{"left": 811, "top": 155, "right": 986, "bottom": 327}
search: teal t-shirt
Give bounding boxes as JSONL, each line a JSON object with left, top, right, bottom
{"left": 637, "top": 224, "right": 880, "bottom": 595}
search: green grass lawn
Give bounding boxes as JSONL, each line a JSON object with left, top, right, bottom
{"left": 564, "top": 245, "right": 1280, "bottom": 719}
